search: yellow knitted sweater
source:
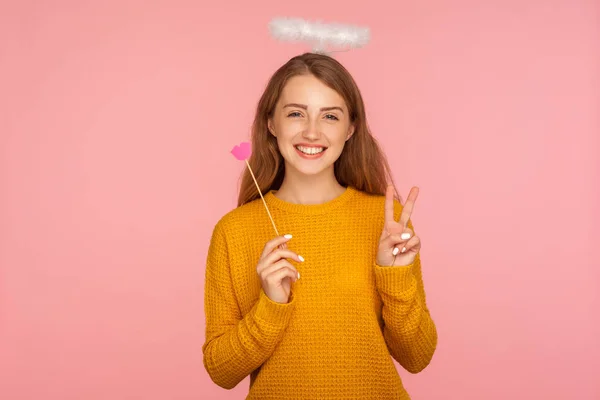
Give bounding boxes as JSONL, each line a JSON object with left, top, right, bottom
{"left": 203, "top": 186, "right": 437, "bottom": 399}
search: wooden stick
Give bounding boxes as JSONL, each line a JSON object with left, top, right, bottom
{"left": 245, "top": 159, "right": 279, "bottom": 236}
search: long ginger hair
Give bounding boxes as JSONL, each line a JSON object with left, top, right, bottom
{"left": 237, "top": 52, "right": 400, "bottom": 207}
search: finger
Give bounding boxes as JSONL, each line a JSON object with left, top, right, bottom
{"left": 261, "top": 234, "right": 293, "bottom": 259}
{"left": 258, "top": 249, "right": 304, "bottom": 274}
{"left": 383, "top": 220, "right": 405, "bottom": 237}
{"left": 396, "top": 235, "right": 420, "bottom": 254}
{"left": 399, "top": 187, "right": 419, "bottom": 229}
{"left": 384, "top": 185, "right": 395, "bottom": 224}
{"left": 380, "top": 230, "right": 413, "bottom": 250}
{"left": 264, "top": 261, "right": 300, "bottom": 283}
{"left": 268, "top": 268, "right": 299, "bottom": 286}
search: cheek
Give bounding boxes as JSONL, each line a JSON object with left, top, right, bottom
{"left": 326, "top": 126, "right": 350, "bottom": 145}
{"left": 275, "top": 120, "right": 299, "bottom": 137}
{"left": 276, "top": 130, "right": 296, "bottom": 143}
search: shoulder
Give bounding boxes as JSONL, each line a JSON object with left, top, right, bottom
{"left": 210, "top": 197, "right": 265, "bottom": 238}
{"left": 350, "top": 187, "right": 404, "bottom": 220}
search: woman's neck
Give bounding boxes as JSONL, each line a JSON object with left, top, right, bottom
{"left": 274, "top": 171, "right": 346, "bottom": 205}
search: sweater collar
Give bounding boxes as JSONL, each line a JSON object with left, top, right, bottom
{"left": 265, "top": 186, "right": 357, "bottom": 215}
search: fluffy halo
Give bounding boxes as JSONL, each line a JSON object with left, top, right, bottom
{"left": 268, "top": 17, "right": 371, "bottom": 54}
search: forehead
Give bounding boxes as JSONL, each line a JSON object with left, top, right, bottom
{"left": 279, "top": 75, "right": 346, "bottom": 108}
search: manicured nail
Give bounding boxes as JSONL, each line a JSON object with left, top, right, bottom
{"left": 401, "top": 247, "right": 406, "bottom": 253}
{"left": 392, "top": 247, "right": 399, "bottom": 256}
{"left": 284, "top": 234, "right": 292, "bottom": 239}
{"left": 298, "top": 255, "right": 305, "bottom": 262}
{"left": 401, "top": 233, "right": 411, "bottom": 240}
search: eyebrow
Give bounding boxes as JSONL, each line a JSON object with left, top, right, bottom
{"left": 283, "top": 103, "right": 344, "bottom": 113}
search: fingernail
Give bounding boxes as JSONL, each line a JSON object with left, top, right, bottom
{"left": 401, "top": 247, "right": 406, "bottom": 253}
{"left": 392, "top": 247, "right": 399, "bottom": 256}
{"left": 284, "top": 234, "right": 292, "bottom": 239}
{"left": 297, "top": 271, "right": 300, "bottom": 279}
{"left": 298, "top": 255, "right": 305, "bottom": 262}
{"left": 401, "top": 233, "right": 411, "bottom": 240}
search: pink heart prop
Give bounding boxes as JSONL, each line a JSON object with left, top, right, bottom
{"left": 231, "top": 142, "right": 251, "bottom": 161}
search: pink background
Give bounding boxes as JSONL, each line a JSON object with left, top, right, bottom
{"left": 1, "top": 1, "right": 598, "bottom": 399}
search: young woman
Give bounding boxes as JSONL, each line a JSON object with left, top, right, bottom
{"left": 203, "top": 53, "right": 437, "bottom": 399}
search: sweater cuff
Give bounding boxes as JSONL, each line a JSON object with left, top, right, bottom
{"left": 373, "top": 261, "right": 417, "bottom": 295}
{"left": 253, "top": 289, "right": 296, "bottom": 327}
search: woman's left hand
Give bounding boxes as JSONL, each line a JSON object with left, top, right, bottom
{"left": 377, "top": 185, "right": 421, "bottom": 267}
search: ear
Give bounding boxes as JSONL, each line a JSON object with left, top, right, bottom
{"left": 267, "top": 119, "right": 276, "bottom": 137}
{"left": 346, "top": 124, "right": 355, "bottom": 141}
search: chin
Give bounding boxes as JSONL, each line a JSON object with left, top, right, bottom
{"left": 289, "top": 162, "right": 333, "bottom": 177}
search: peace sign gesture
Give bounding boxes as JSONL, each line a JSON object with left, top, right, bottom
{"left": 377, "top": 185, "right": 421, "bottom": 267}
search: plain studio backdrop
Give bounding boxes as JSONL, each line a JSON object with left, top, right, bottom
{"left": 1, "top": 1, "right": 598, "bottom": 399}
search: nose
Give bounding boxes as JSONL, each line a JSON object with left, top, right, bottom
{"left": 302, "top": 118, "right": 320, "bottom": 140}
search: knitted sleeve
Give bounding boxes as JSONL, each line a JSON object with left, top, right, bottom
{"left": 373, "top": 206, "right": 438, "bottom": 373}
{"left": 202, "top": 220, "right": 297, "bottom": 389}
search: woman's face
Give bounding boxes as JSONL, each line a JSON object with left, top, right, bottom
{"left": 268, "top": 74, "right": 354, "bottom": 177}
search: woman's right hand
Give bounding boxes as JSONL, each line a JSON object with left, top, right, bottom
{"left": 256, "top": 234, "right": 304, "bottom": 304}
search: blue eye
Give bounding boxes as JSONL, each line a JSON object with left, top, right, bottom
{"left": 287, "top": 112, "right": 338, "bottom": 120}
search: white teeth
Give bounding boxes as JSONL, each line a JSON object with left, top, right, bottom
{"left": 295, "top": 145, "right": 325, "bottom": 155}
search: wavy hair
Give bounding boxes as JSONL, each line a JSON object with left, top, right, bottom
{"left": 237, "top": 53, "right": 400, "bottom": 207}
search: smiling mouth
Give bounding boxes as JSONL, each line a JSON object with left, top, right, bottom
{"left": 295, "top": 145, "right": 327, "bottom": 155}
